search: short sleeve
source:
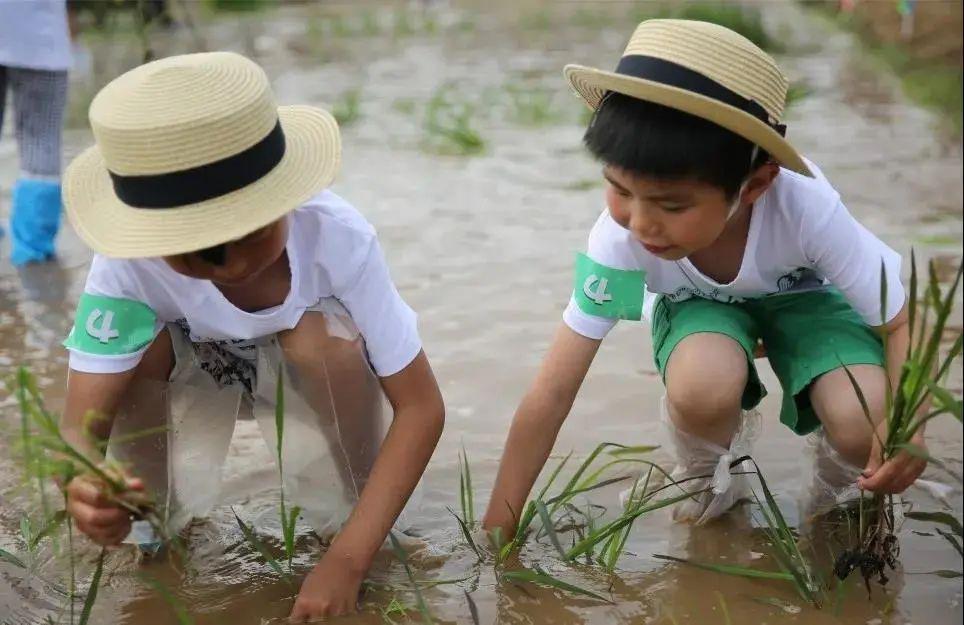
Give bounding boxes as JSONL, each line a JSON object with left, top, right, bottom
{"left": 562, "top": 211, "right": 640, "bottom": 340}
{"left": 66, "top": 256, "right": 164, "bottom": 374}
{"left": 803, "top": 199, "right": 905, "bottom": 325}
{"left": 337, "top": 238, "right": 422, "bottom": 377}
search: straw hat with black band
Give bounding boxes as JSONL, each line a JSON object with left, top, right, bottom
{"left": 64, "top": 51, "right": 341, "bottom": 259}
{"left": 565, "top": 19, "right": 813, "bottom": 178}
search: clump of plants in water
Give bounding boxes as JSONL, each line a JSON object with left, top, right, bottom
{"left": 331, "top": 89, "right": 363, "bottom": 127}
{"left": 422, "top": 87, "right": 486, "bottom": 156}
{"left": 5, "top": 368, "right": 190, "bottom": 624}
{"left": 504, "top": 83, "right": 565, "bottom": 127}
{"left": 835, "top": 253, "right": 962, "bottom": 592}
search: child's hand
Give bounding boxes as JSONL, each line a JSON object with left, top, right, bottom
{"left": 858, "top": 428, "right": 927, "bottom": 494}
{"left": 65, "top": 474, "right": 144, "bottom": 546}
{"left": 289, "top": 550, "right": 364, "bottom": 621}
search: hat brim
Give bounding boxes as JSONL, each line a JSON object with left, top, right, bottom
{"left": 64, "top": 105, "right": 341, "bottom": 258}
{"left": 564, "top": 64, "right": 813, "bottom": 178}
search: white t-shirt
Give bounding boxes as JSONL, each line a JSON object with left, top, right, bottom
{"left": 0, "top": 0, "right": 72, "bottom": 71}
{"left": 563, "top": 160, "right": 905, "bottom": 340}
{"left": 67, "top": 191, "right": 422, "bottom": 377}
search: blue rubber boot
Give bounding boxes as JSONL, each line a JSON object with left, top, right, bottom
{"left": 10, "top": 177, "right": 62, "bottom": 266}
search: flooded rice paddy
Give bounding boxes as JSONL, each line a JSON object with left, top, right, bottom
{"left": 1, "top": 1, "right": 961, "bottom": 623}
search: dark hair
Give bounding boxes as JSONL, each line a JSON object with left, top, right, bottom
{"left": 583, "top": 92, "right": 770, "bottom": 198}
{"left": 196, "top": 244, "right": 226, "bottom": 266}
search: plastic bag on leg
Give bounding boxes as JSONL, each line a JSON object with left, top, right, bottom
{"left": 660, "top": 395, "right": 760, "bottom": 525}
{"left": 252, "top": 300, "right": 422, "bottom": 539}
{"left": 106, "top": 325, "right": 241, "bottom": 546}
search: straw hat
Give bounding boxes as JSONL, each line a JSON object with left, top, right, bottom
{"left": 64, "top": 51, "right": 341, "bottom": 258}
{"left": 564, "top": 19, "right": 812, "bottom": 177}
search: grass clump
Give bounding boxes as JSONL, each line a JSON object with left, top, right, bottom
{"left": 8, "top": 368, "right": 192, "bottom": 624}
{"left": 505, "top": 84, "right": 565, "bottom": 127}
{"left": 654, "top": 456, "right": 828, "bottom": 607}
{"left": 423, "top": 88, "right": 486, "bottom": 156}
{"left": 836, "top": 253, "right": 962, "bottom": 592}
{"left": 332, "top": 89, "right": 363, "bottom": 128}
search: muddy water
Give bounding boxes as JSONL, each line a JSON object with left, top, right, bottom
{"left": 1, "top": 1, "right": 962, "bottom": 624}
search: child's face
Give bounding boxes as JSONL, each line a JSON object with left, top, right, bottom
{"left": 602, "top": 163, "right": 776, "bottom": 260}
{"left": 163, "top": 216, "right": 289, "bottom": 286}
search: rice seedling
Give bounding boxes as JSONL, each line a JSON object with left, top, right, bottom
{"left": 654, "top": 456, "right": 827, "bottom": 608}
{"left": 380, "top": 595, "right": 414, "bottom": 625}
{"left": 459, "top": 446, "right": 475, "bottom": 527}
{"left": 10, "top": 367, "right": 191, "bottom": 623}
{"left": 504, "top": 84, "right": 564, "bottom": 127}
{"left": 500, "top": 566, "right": 611, "bottom": 603}
{"left": 498, "top": 442, "right": 705, "bottom": 569}
{"left": 232, "top": 506, "right": 288, "bottom": 580}
{"left": 786, "top": 83, "right": 813, "bottom": 109}
{"left": 464, "top": 590, "right": 480, "bottom": 625}
{"left": 836, "top": 253, "right": 963, "bottom": 592}
{"left": 78, "top": 548, "right": 106, "bottom": 625}
{"left": 423, "top": 88, "right": 485, "bottom": 156}
{"left": 139, "top": 574, "right": 196, "bottom": 625}
{"left": 332, "top": 89, "right": 363, "bottom": 127}
{"left": 273, "top": 367, "right": 300, "bottom": 572}
{"left": 715, "top": 591, "right": 732, "bottom": 625}
{"left": 392, "top": 9, "right": 417, "bottom": 37}
{"left": 388, "top": 531, "right": 434, "bottom": 624}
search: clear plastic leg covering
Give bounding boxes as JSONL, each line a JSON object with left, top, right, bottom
{"left": 106, "top": 298, "right": 420, "bottom": 548}
{"left": 107, "top": 326, "right": 243, "bottom": 548}
{"left": 802, "top": 429, "right": 863, "bottom": 519}
{"left": 661, "top": 395, "right": 761, "bottom": 525}
{"left": 252, "top": 299, "right": 422, "bottom": 538}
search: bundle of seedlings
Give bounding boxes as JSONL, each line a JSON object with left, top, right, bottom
{"left": 835, "top": 254, "right": 963, "bottom": 591}
{"left": 9, "top": 367, "right": 186, "bottom": 624}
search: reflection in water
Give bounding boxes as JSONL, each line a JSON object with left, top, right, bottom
{"left": 0, "top": 1, "right": 961, "bottom": 624}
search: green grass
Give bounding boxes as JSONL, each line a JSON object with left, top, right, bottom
{"left": 273, "top": 367, "right": 300, "bottom": 572}
{"left": 838, "top": 253, "right": 963, "bottom": 589}
{"left": 505, "top": 84, "right": 565, "bottom": 127}
{"left": 389, "top": 532, "right": 434, "bottom": 625}
{"left": 332, "top": 89, "right": 363, "bottom": 127}
{"left": 423, "top": 88, "right": 486, "bottom": 156}
{"left": 500, "top": 566, "right": 611, "bottom": 603}
{"left": 654, "top": 456, "right": 827, "bottom": 607}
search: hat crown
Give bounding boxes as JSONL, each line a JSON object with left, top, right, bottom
{"left": 89, "top": 52, "right": 278, "bottom": 176}
{"left": 622, "top": 19, "right": 787, "bottom": 122}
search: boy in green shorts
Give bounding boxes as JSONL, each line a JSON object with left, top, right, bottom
{"left": 483, "top": 19, "right": 923, "bottom": 533}
{"left": 59, "top": 52, "right": 444, "bottom": 621}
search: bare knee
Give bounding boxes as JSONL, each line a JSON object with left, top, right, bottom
{"left": 811, "top": 365, "right": 886, "bottom": 467}
{"left": 665, "top": 333, "right": 748, "bottom": 436}
{"left": 277, "top": 313, "right": 363, "bottom": 373}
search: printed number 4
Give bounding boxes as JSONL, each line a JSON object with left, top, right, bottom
{"left": 583, "top": 274, "right": 613, "bottom": 306}
{"left": 85, "top": 309, "right": 119, "bottom": 344}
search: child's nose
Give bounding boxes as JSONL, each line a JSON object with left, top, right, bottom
{"left": 629, "top": 205, "right": 661, "bottom": 239}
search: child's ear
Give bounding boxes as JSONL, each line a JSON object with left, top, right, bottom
{"left": 742, "top": 161, "right": 780, "bottom": 205}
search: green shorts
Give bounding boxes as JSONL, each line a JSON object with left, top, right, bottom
{"left": 650, "top": 289, "right": 884, "bottom": 435}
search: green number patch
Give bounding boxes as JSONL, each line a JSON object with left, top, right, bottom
{"left": 573, "top": 253, "right": 646, "bottom": 321}
{"left": 63, "top": 293, "right": 157, "bottom": 356}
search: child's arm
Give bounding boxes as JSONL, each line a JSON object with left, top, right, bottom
{"left": 858, "top": 304, "right": 927, "bottom": 494}
{"left": 482, "top": 323, "right": 601, "bottom": 539}
{"left": 290, "top": 350, "right": 444, "bottom": 620}
{"left": 62, "top": 369, "right": 145, "bottom": 546}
